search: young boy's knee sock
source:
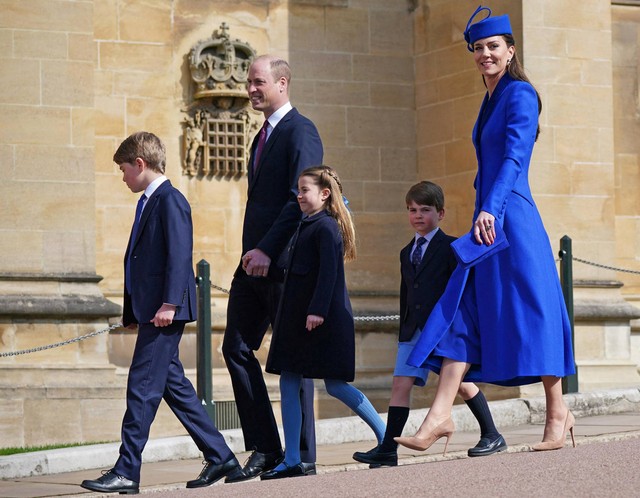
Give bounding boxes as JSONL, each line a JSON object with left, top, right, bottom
{"left": 379, "top": 406, "right": 410, "bottom": 452}
{"left": 324, "top": 379, "right": 386, "bottom": 443}
{"left": 464, "top": 390, "right": 499, "bottom": 438}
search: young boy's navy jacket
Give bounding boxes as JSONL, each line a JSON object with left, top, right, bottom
{"left": 123, "top": 180, "right": 197, "bottom": 326}
{"left": 399, "top": 228, "right": 457, "bottom": 342}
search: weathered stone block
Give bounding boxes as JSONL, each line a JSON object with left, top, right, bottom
{"left": 290, "top": 52, "right": 352, "bottom": 81}
{"left": 15, "top": 145, "right": 94, "bottom": 182}
{"left": 0, "top": 59, "right": 40, "bottom": 105}
{"left": 0, "top": 30, "right": 12, "bottom": 57}
{"left": 118, "top": 0, "right": 171, "bottom": 43}
{"left": 352, "top": 54, "right": 413, "bottom": 84}
{"left": 325, "top": 7, "right": 369, "bottom": 53}
{"left": 69, "top": 33, "right": 97, "bottom": 62}
{"left": 0, "top": 399, "right": 24, "bottom": 447}
{"left": 14, "top": 30, "right": 67, "bottom": 59}
{"left": 371, "top": 83, "right": 413, "bottom": 109}
{"left": 348, "top": 107, "right": 414, "bottom": 148}
{"left": 0, "top": 106, "right": 70, "bottom": 144}
{"left": 24, "top": 399, "right": 83, "bottom": 446}
{"left": 303, "top": 104, "right": 346, "bottom": 148}
{"left": 370, "top": 9, "right": 412, "bottom": 56}
{"left": 380, "top": 147, "right": 416, "bottom": 182}
{"left": 94, "top": 95, "right": 125, "bottom": 136}
{"left": 0, "top": 0, "right": 92, "bottom": 31}
{"left": 0, "top": 231, "right": 43, "bottom": 272}
{"left": 98, "top": 42, "right": 172, "bottom": 72}
{"left": 315, "top": 81, "right": 369, "bottom": 107}
{"left": 126, "top": 99, "right": 175, "bottom": 139}
{"left": 546, "top": 84, "right": 613, "bottom": 128}
{"left": 72, "top": 108, "right": 95, "bottom": 147}
{"left": 289, "top": 4, "right": 326, "bottom": 52}
{"left": 94, "top": 0, "right": 118, "bottom": 40}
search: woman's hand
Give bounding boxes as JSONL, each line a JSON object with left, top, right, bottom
{"left": 474, "top": 211, "right": 496, "bottom": 245}
{"left": 306, "top": 314, "right": 324, "bottom": 331}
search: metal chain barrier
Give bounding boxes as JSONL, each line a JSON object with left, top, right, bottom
{"left": 573, "top": 257, "right": 640, "bottom": 275}
{"left": 6, "top": 253, "right": 636, "bottom": 358}
{"left": 208, "top": 282, "right": 398, "bottom": 321}
{"left": 0, "top": 322, "right": 123, "bottom": 358}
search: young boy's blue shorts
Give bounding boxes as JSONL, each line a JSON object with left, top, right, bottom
{"left": 393, "top": 328, "right": 429, "bottom": 387}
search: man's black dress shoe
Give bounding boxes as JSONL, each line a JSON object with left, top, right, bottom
{"left": 467, "top": 434, "right": 508, "bottom": 457}
{"left": 300, "top": 462, "right": 317, "bottom": 475}
{"left": 186, "top": 457, "right": 242, "bottom": 488}
{"left": 352, "top": 445, "right": 398, "bottom": 467}
{"left": 261, "top": 462, "right": 310, "bottom": 480}
{"left": 80, "top": 470, "right": 139, "bottom": 494}
{"left": 224, "top": 449, "right": 284, "bottom": 483}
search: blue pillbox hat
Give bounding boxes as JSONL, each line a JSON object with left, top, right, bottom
{"left": 464, "top": 5, "right": 513, "bottom": 52}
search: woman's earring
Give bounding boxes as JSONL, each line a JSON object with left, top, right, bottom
{"left": 507, "top": 58, "right": 512, "bottom": 66}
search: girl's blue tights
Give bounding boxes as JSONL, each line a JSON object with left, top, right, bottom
{"left": 278, "top": 371, "right": 386, "bottom": 468}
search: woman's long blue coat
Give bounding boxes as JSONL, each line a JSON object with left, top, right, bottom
{"left": 409, "top": 74, "right": 575, "bottom": 386}
{"left": 266, "top": 210, "right": 355, "bottom": 381}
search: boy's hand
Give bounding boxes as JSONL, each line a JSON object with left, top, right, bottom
{"left": 306, "top": 314, "right": 324, "bottom": 331}
{"left": 151, "top": 303, "right": 176, "bottom": 327}
{"left": 242, "top": 248, "right": 271, "bottom": 277}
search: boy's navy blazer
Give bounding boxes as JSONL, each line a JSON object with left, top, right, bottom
{"left": 240, "top": 107, "right": 323, "bottom": 275}
{"left": 399, "top": 228, "right": 458, "bottom": 342}
{"left": 123, "top": 180, "right": 197, "bottom": 326}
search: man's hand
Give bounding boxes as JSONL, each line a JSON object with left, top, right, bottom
{"left": 242, "top": 248, "right": 271, "bottom": 277}
{"left": 151, "top": 303, "right": 176, "bottom": 327}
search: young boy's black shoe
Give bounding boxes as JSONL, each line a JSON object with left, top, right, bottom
{"left": 352, "top": 445, "right": 398, "bottom": 467}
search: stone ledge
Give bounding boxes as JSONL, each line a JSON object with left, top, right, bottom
{"left": 0, "top": 295, "right": 121, "bottom": 319}
{"left": 575, "top": 298, "right": 640, "bottom": 321}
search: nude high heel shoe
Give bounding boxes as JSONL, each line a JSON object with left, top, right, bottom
{"left": 532, "top": 410, "right": 576, "bottom": 451}
{"left": 394, "top": 418, "right": 455, "bottom": 456}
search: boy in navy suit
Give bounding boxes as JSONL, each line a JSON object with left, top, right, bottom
{"left": 353, "top": 181, "right": 506, "bottom": 467}
{"left": 81, "top": 132, "right": 240, "bottom": 494}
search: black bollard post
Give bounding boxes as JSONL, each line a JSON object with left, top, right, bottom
{"left": 559, "top": 236, "right": 579, "bottom": 393}
{"left": 196, "top": 259, "right": 215, "bottom": 421}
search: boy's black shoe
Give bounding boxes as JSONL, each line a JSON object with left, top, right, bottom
{"left": 352, "top": 445, "right": 398, "bottom": 467}
{"left": 467, "top": 434, "right": 508, "bottom": 457}
{"left": 80, "top": 470, "right": 139, "bottom": 494}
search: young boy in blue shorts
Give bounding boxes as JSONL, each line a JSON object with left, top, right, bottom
{"left": 353, "top": 181, "right": 506, "bottom": 467}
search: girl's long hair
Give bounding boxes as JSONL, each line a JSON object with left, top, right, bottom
{"left": 299, "top": 165, "right": 356, "bottom": 262}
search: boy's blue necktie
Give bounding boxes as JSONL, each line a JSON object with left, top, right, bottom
{"left": 412, "top": 236, "right": 426, "bottom": 268}
{"left": 126, "top": 194, "right": 146, "bottom": 293}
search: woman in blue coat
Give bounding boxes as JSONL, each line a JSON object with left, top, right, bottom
{"left": 396, "top": 6, "right": 576, "bottom": 454}
{"left": 263, "top": 166, "right": 385, "bottom": 479}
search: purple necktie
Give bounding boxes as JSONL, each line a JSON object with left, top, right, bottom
{"left": 253, "top": 121, "right": 269, "bottom": 172}
{"left": 125, "top": 194, "right": 146, "bottom": 293}
{"left": 412, "top": 236, "right": 426, "bottom": 268}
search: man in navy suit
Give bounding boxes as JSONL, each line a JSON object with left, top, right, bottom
{"left": 81, "top": 132, "right": 241, "bottom": 494}
{"left": 222, "top": 55, "right": 323, "bottom": 482}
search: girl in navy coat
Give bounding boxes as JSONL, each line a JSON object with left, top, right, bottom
{"left": 263, "top": 166, "right": 385, "bottom": 479}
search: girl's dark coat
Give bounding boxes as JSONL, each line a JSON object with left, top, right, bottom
{"left": 266, "top": 210, "right": 355, "bottom": 381}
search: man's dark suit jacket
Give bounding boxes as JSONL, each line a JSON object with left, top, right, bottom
{"left": 240, "top": 107, "right": 324, "bottom": 271}
{"left": 123, "top": 180, "right": 197, "bottom": 326}
{"left": 399, "top": 228, "right": 458, "bottom": 342}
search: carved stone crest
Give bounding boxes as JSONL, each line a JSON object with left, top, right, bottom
{"left": 182, "top": 23, "right": 258, "bottom": 177}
